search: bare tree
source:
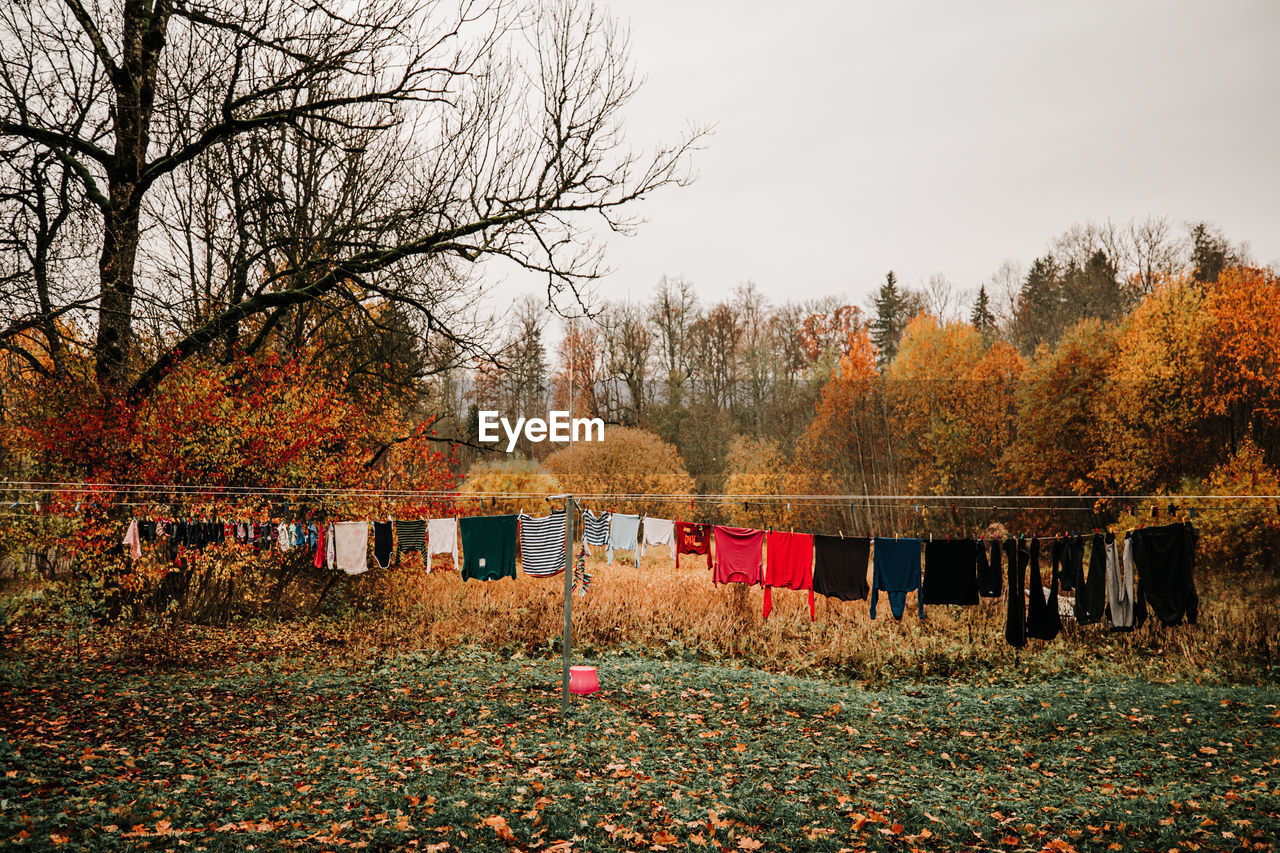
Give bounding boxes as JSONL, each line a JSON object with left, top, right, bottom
{"left": 0, "top": 0, "right": 701, "bottom": 399}
{"left": 922, "top": 272, "right": 957, "bottom": 321}
{"left": 600, "top": 299, "right": 652, "bottom": 423}
{"left": 648, "top": 273, "right": 698, "bottom": 403}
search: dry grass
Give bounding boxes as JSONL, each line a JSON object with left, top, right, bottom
{"left": 347, "top": 549, "right": 1280, "bottom": 686}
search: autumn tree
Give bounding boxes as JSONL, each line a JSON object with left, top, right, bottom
{"left": 0, "top": 0, "right": 700, "bottom": 400}
{"left": 458, "top": 456, "right": 560, "bottom": 516}
{"left": 720, "top": 436, "right": 788, "bottom": 529}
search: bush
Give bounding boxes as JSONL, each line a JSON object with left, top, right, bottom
{"left": 1193, "top": 437, "right": 1280, "bottom": 573}
{"left": 544, "top": 427, "right": 693, "bottom": 517}
{"left": 457, "top": 456, "right": 560, "bottom": 516}
{"left": 721, "top": 435, "right": 788, "bottom": 529}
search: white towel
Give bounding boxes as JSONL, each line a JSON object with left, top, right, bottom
{"left": 641, "top": 516, "right": 676, "bottom": 560}
{"left": 427, "top": 517, "right": 459, "bottom": 572}
{"left": 332, "top": 521, "right": 369, "bottom": 575}
{"left": 277, "top": 522, "right": 291, "bottom": 552}
{"left": 122, "top": 520, "right": 142, "bottom": 560}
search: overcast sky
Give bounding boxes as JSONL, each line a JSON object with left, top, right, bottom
{"left": 497, "top": 0, "right": 1280, "bottom": 314}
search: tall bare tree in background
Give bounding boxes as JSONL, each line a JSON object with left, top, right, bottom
{"left": 0, "top": 0, "right": 700, "bottom": 399}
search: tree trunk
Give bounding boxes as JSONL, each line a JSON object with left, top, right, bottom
{"left": 95, "top": 197, "right": 142, "bottom": 393}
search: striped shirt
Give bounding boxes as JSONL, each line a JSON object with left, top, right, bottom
{"left": 396, "top": 519, "right": 426, "bottom": 553}
{"left": 518, "top": 510, "right": 567, "bottom": 577}
{"left": 582, "top": 510, "right": 611, "bottom": 546}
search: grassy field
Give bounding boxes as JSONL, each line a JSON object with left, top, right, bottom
{"left": 2, "top": 645, "right": 1279, "bottom": 852}
{"left": 3, "top": 551, "right": 1279, "bottom": 851}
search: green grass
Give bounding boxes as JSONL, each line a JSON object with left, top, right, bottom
{"left": 2, "top": 649, "right": 1278, "bottom": 851}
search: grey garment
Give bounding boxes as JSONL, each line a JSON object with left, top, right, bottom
{"left": 1106, "top": 534, "right": 1136, "bottom": 629}
{"left": 606, "top": 512, "right": 641, "bottom": 565}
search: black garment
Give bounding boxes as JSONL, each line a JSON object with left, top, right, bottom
{"left": 812, "top": 535, "right": 870, "bottom": 601}
{"left": 139, "top": 520, "right": 157, "bottom": 542}
{"left": 922, "top": 539, "right": 980, "bottom": 605}
{"left": 396, "top": 519, "right": 426, "bottom": 554}
{"left": 184, "top": 521, "right": 206, "bottom": 550}
{"left": 1025, "top": 538, "right": 1061, "bottom": 641}
{"left": 1076, "top": 533, "right": 1107, "bottom": 625}
{"left": 372, "top": 521, "right": 394, "bottom": 569}
{"left": 1004, "top": 538, "right": 1027, "bottom": 648}
{"left": 1057, "top": 535, "right": 1085, "bottom": 592}
{"left": 976, "top": 538, "right": 1002, "bottom": 598}
{"left": 169, "top": 520, "right": 185, "bottom": 562}
{"left": 1132, "top": 522, "right": 1198, "bottom": 626}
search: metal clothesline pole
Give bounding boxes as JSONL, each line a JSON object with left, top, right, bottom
{"left": 548, "top": 494, "right": 575, "bottom": 718}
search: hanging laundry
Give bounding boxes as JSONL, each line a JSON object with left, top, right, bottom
{"left": 426, "top": 518, "right": 458, "bottom": 571}
{"left": 1057, "top": 535, "right": 1085, "bottom": 593}
{"left": 812, "top": 535, "right": 870, "bottom": 601}
{"left": 1075, "top": 533, "right": 1108, "bottom": 625}
{"left": 395, "top": 519, "right": 426, "bottom": 555}
{"left": 763, "top": 531, "right": 815, "bottom": 620}
{"left": 331, "top": 521, "right": 369, "bottom": 575}
{"left": 870, "top": 538, "right": 923, "bottom": 621}
{"left": 641, "top": 516, "right": 676, "bottom": 561}
{"left": 1131, "top": 522, "right": 1199, "bottom": 626}
{"left": 168, "top": 520, "right": 185, "bottom": 562}
{"left": 1004, "top": 538, "right": 1028, "bottom": 648}
{"left": 313, "top": 523, "right": 327, "bottom": 569}
{"left": 278, "top": 522, "right": 292, "bottom": 552}
{"left": 139, "top": 520, "right": 157, "bottom": 542}
{"left": 460, "top": 514, "right": 518, "bottom": 581}
{"left": 518, "top": 510, "right": 567, "bottom": 577}
{"left": 1025, "top": 538, "right": 1061, "bottom": 641}
{"left": 675, "top": 521, "right": 713, "bottom": 569}
{"left": 326, "top": 524, "right": 337, "bottom": 571}
{"left": 976, "top": 538, "right": 1002, "bottom": 598}
{"left": 582, "top": 510, "right": 611, "bottom": 550}
{"left": 1105, "top": 532, "right": 1142, "bottom": 631}
{"left": 606, "top": 513, "right": 641, "bottom": 565}
{"left": 372, "top": 521, "right": 393, "bottom": 569}
{"left": 922, "top": 539, "right": 980, "bottom": 606}
{"left": 712, "top": 526, "right": 765, "bottom": 586}
{"left": 122, "top": 520, "right": 142, "bottom": 561}
{"left": 572, "top": 547, "right": 592, "bottom": 595}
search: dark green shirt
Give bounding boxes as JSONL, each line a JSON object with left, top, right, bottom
{"left": 460, "top": 514, "right": 519, "bottom": 581}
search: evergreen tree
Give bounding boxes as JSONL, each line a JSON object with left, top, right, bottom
{"left": 1012, "top": 255, "right": 1064, "bottom": 354}
{"left": 872, "top": 271, "right": 906, "bottom": 368}
{"left": 970, "top": 285, "right": 997, "bottom": 340}
{"left": 1190, "top": 221, "right": 1233, "bottom": 285}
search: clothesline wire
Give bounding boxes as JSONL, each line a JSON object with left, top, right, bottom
{"left": 2, "top": 481, "right": 1278, "bottom": 503}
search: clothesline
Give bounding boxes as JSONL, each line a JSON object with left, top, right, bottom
{"left": 3, "top": 480, "right": 1278, "bottom": 502}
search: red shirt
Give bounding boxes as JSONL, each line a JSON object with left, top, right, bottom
{"left": 712, "top": 526, "right": 764, "bottom": 586}
{"left": 676, "top": 521, "right": 712, "bottom": 568}
{"left": 764, "top": 531, "right": 815, "bottom": 621}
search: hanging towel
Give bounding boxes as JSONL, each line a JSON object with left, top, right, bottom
{"left": 314, "top": 523, "right": 328, "bottom": 569}
{"left": 582, "top": 510, "right": 611, "bottom": 548}
{"left": 277, "top": 522, "right": 292, "bottom": 552}
{"left": 1004, "top": 538, "right": 1028, "bottom": 647}
{"left": 396, "top": 519, "right": 426, "bottom": 555}
{"left": 976, "top": 538, "right": 1002, "bottom": 598}
{"left": 676, "top": 521, "right": 713, "bottom": 569}
{"left": 1132, "top": 522, "right": 1198, "bottom": 626}
{"left": 922, "top": 539, "right": 980, "bottom": 605}
{"left": 460, "top": 514, "right": 519, "bottom": 581}
{"left": 641, "top": 516, "right": 676, "bottom": 561}
{"left": 372, "top": 521, "right": 393, "bottom": 569}
{"left": 1105, "top": 532, "right": 1137, "bottom": 630}
{"left": 326, "top": 524, "right": 336, "bottom": 571}
{"left": 122, "top": 520, "right": 142, "bottom": 560}
{"left": 812, "top": 535, "right": 870, "bottom": 601}
{"left": 712, "top": 526, "right": 765, "bottom": 586}
{"left": 331, "top": 521, "right": 370, "bottom": 575}
{"left": 518, "top": 510, "right": 567, "bottom": 577}
{"left": 1076, "top": 533, "right": 1108, "bottom": 625}
{"left": 763, "top": 531, "right": 815, "bottom": 620}
{"left": 870, "top": 538, "right": 923, "bottom": 620}
{"left": 1025, "top": 538, "right": 1061, "bottom": 641}
{"left": 606, "top": 513, "right": 641, "bottom": 565}
{"left": 426, "top": 517, "right": 458, "bottom": 571}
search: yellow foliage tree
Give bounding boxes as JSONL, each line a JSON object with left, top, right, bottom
{"left": 720, "top": 436, "right": 788, "bottom": 529}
